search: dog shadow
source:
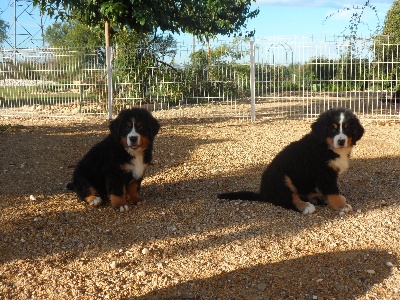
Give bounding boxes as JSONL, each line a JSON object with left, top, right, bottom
{"left": 134, "top": 249, "right": 397, "bottom": 299}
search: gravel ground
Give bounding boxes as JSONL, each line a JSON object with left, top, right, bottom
{"left": 0, "top": 108, "right": 400, "bottom": 300}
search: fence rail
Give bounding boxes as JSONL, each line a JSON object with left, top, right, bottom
{"left": 1, "top": 36, "right": 399, "bottom": 120}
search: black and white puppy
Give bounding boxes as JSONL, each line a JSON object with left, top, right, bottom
{"left": 218, "top": 108, "right": 364, "bottom": 214}
{"left": 67, "top": 108, "right": 160, "bottom": 211}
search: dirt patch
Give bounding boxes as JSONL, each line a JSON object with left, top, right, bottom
{"left": 1, "top": 110, "right": 400, "bottom": 299}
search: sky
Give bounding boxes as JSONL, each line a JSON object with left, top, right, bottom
{"left": 245, "top": 0, "right": 393, "bottom": 38}
{"left": 0, "top": 0, "right": 395, "bottom": 48}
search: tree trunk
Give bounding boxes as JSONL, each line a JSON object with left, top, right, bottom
{"left": 105, "top": 19, "right": 111, "bottom": 47}
{"left": 206, "top": 36, "right": 211, "bottom": 65}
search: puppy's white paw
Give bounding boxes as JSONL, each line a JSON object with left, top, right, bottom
{"left": 89, "top": 197, "right": 102, "bottom": 207}
{"left": 302, "top": 202, "right": 316, "bottom": 215}
{"left": 339, "top": 204, "right": 352, "bottom": 215}
{"left": 117, "top": 205, "right": 129, "bottom": 212}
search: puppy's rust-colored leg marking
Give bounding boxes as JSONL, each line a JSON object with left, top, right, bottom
{"left": 110, "top": 194, "right": 128, "bottom": 208}
{"left": 285, "top": 176, "right": 315, "bottom": 214}
{"left": 326, "top": 194, "right": 352, "bottom": 213}
{"left": 109, "top": 186, "right": 128, "bottom": 209}
{"left": 126, "top": 181, "right": 143, "bottom": 205}
{"left": 85, "top": 187, "right": 102, "bottom": 207}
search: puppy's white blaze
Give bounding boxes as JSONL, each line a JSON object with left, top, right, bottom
{"left": 302, "top": 202, "right": 316, "bottom": 215}
{"left": 127, "top": 117, "right": 140, "bottom": 148}
{"left": 333, "top": 112, "right": 348, "bottom": 148}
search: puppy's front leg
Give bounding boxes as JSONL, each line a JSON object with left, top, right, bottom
{"left": 107, "top": 176, "right": 129, "bottom": 212}
{"left": 326, "top": 194, "right": 352, "bottom": 213}
{"left": 126, "top": 180, "right": 144, "bottom": 205}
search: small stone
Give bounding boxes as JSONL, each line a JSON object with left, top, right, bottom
{"left": 29, "top": 195, "right": 36, "bottom": 201}
{"left": 256, "top": 283, "right": 266, "bottom": 291}
{"left": 136, "top": 271, "right": 146, "bottom": 277}
{"left": 141, "top": 248, "right": 149, "bottom": 255}
{"left": 110, "top": 261, "right": 117, "bottom": 269}
{"left": 386, "top": 261, "right": 393, "bottom": 268}
{"left": 366, "top": 269, "right": 376, "bottom": 274}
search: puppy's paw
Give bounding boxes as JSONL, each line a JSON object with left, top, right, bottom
{"left": 302, "top": 202, "right": 316, "bottom": 215}
{"left": 116, "top": 205, "right": 130, "bottom": 212}
{"left": 339, "top": 203, "right": 352, "bottom": 215}
{"left": 89, "top": 197, "right": 102, "bottom": 207}
{"left": 327, "top": 194, "right": 350, "bottom": 211}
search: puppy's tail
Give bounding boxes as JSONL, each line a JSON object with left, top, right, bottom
{"left": 66, "top": 182, "right": 75, "bottom": 191}
{"left": 217, "top": 191, "right": 260, "bottom": 201}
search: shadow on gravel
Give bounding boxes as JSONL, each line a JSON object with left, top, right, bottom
{"left": 134, "top": 249, "right": 397, "bottom": 299}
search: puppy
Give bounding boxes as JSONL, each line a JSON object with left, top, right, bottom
{"left": 67, "top": 108, "right": 160, "bottom": 211}
{"left": 218, "top": 108, "right": 364, "bottom": 214}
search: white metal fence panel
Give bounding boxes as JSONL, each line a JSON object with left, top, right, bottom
{"left": 253, "top": 36, "right": 399, "bottom": 120}
{"left": 0, "top": 36, "right": 399, "bottom": 120}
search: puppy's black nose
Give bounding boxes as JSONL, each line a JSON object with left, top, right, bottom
{"left": 338, "top": 139, "right": 346, "bottom": 146}
{"left": 129, "top": 136, "right": 138, "bottom": 143}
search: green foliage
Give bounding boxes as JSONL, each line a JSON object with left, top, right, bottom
{"left": 44, "top": 21, "right": 103, "bottom": 48}
{"left": 381, "top": 0, "right": 400, "bottom": 43}
{"left": 0, "top": 18, "right": 9, "bottom": 45}
{"left": 112, "top": 31, "right": 180, "bottom": 105}
{"left": 184, "top": 0, "right": 259, "bottom": 41}
{"left": 182, "top": 42, "right": 250, "bottom": 103}
{"left": 373, "top": 1, "right": 400, "bottom": 90}
{"left": 34, "top": 0, "right": 258, "bottom": 43}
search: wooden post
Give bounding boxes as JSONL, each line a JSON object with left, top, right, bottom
{"left": 105, "top": 20, "right": 113, "bottom": 120}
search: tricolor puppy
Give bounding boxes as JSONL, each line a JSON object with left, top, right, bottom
{"left": 66, "top": 108, "right": 160, "bottom": 211}
{"left": 218, "top": 108, "right": 364, "bottom": 214}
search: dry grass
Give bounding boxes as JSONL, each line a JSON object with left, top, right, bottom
{"left": 1, "top": 108, "right": 400, "bottom": 299}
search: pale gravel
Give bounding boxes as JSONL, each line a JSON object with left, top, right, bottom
{"left": 0, "top": 108, "right": 400, "bottom": 300}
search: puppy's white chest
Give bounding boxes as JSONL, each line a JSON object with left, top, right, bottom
{"left": 330, "top": 150, "right": 350, "bottom": 175}
{"left": 122, "top": 153, "right": 148, "bottom": 179}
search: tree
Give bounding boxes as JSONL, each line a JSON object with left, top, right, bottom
{"left": 380, "top": 0, "right": 400, "bottom": 43}
{"left": 0, "top": 18, "right": 9, "bottom": 45}
{"left": 374, "top": 0, "right": 400, "bottom": 94}
{"left": 33, "top": 0, "right": 258, "bottom": 49}
{"left": 324, "top": 1, "right": 381, "bottom": 38}
{"left": 182, "top": 0, "right": 259, "bottom": 63}
{"left": 44, "top": 21, "right": 103, "bottom": 48}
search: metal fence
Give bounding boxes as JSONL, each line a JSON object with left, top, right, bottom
{"left": 0, "top": 36, "right": 399, "bottom": 120}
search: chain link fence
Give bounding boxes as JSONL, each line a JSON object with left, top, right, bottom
{"left": 1, "top": 36, "right": 399, "bottom": 120}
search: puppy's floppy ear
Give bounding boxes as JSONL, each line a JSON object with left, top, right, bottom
{"left": 109, "top": 117, "right": 121, "bottom": 140}
{"left": 351, "top": 117, "right": 364, "bottom": 145}
{"left": 149, "top": 115, "right": 160, "bottom": 138}
{"left": 311, "top": 112, "right": 328, "bottom": 143}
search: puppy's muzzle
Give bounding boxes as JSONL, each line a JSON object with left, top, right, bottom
{"left": 337, "top": 138, "right": 346, "bottom": 147}
{"left": 129, "top": 136, "right": 139, "bottom": 149}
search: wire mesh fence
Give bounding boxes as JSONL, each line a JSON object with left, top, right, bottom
{"left": 0, "top": 36, "right": 399, "bottom": 120}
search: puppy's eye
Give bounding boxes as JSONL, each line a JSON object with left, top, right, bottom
{"left": 136, "top": 123, "right": 144, "bottom": 131}
{"left": 126, "top": 123, "right": 133, "bottom": 130}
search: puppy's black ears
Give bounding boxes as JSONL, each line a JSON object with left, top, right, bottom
{"left": 311, "top": 115, "right": 327, "bottom": 143}
{"left": 149, "top": 115, "right": 160, "bottom": 138}
{"left": 109, "top": 117, "right": 121, "bottom": 140}
{"left": 351, "top": 119, "right": 365, "bottom": 145}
